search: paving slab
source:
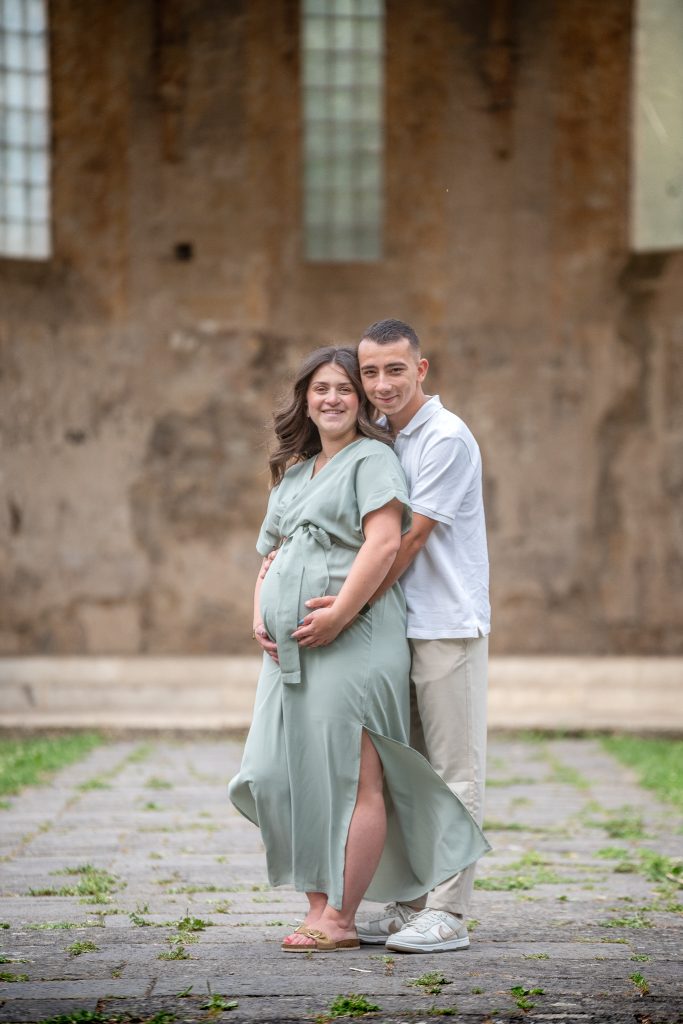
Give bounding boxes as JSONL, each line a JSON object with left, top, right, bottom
{"left": 0, "top": 734, "right": 681, "bottom": 1023}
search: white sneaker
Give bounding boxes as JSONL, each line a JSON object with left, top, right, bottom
{"left": 385, "top": 909, "right": 470, "bottom": 953}
{"left": 355, "top": 902, "right": 417, "bottom": 945}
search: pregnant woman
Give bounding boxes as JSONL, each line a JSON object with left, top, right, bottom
{"left": 228, "top": 346, "right": 488, "bottom": 952}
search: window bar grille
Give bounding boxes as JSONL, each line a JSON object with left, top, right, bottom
{"left": 0, "top": 0, "right": 50, "bottom": 260}
{"left": 301, "top": 0, "right": 384, "bottom": 261}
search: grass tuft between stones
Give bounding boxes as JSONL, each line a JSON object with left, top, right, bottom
{"left": 324, "top": 994, "right": 381, "bottom": 1018}
{"left": 0, "top": 733, "right": 103, "bottom": 796}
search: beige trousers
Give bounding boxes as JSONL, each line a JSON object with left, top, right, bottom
{"left": 406, "top": 636, "right": 488, "bottom": 917}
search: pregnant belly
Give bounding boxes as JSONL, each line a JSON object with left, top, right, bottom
{"left": 259, "top": 561, "right": 346, "bottom": 642}
{"left": 259, "top": 565, "right": 279, "bottom": 641}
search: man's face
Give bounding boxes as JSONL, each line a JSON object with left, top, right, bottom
{"left": 358, "top": 337, "right": 428, "bottom": 429}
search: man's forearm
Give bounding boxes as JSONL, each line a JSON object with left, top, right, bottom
{"left": 370, "top": 530, "right": 425, "bottom": 603}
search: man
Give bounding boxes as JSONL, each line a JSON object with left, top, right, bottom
{"left": 256, "top": 319, "right": 490, "bottom": 953}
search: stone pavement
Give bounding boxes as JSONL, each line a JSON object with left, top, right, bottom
{"left": 0, "top": 735, "right": 681, "bottom": 1024}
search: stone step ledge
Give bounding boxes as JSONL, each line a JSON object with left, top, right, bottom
{"left": 0, "top": 655, "right": 681, "bottom": 732}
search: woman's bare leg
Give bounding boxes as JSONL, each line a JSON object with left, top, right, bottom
{"left": 284, "top": 730, "right": 386, "bottom": 947}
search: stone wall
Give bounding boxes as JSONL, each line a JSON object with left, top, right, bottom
{"left": 1, "top": 0, "right": 682, "bottom": 656}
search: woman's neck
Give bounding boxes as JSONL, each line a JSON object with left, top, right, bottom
{"left": 319, "top": 430, "right": 360, "bottom": 461}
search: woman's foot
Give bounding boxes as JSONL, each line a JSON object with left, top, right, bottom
{"left": 282, "top": 910, "right": 357, "bottom": 949}
{"left": 281, "top": 903, "right": 327, "bottom": 948}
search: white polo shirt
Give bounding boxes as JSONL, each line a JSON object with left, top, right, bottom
{"left": 392, "top": 396, "right": 490, "bottom": 640}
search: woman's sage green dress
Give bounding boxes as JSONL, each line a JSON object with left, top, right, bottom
{"left": 228, "top": 438, "right": 489, "bottom": 910}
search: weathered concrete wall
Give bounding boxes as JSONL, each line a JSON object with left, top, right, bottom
{"left": 1, "top": 0, "right": 682, "bottom": 656}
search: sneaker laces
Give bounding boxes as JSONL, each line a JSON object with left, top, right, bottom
{"left": 409, "top": 909, "right": 455, "bottom": 933}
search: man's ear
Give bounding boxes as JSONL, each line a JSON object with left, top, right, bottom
{"left": 417, "top": 357, "right": 429, "bottom": 383}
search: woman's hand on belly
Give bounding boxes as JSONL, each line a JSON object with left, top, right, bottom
{"left": 291, "top": 603, "right": 344, "bottom": 648}
{"left": 254, "top": 623, "right": 279, "bottom": 663}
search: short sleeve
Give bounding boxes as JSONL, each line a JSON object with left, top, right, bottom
{"left": 255, "top": 483, "right": 283, "bottom": 556}
{"left": 354, "top": 448, "right": 412, "bottom": 535}
{"left": 409, "top": 437, "right": 477, "bottom": 525}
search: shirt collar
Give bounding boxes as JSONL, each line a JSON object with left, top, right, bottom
{"left": 397, "top": 395, "right": 443, "bottom": 437}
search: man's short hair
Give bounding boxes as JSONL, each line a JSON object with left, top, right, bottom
{"left": 360, "top": 318, "right": 421, "bottom": 353}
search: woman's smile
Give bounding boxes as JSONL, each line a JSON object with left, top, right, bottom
{"left": 307, "top": 363, "right": 360, "bottom": 442}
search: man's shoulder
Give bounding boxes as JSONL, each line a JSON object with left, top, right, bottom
{"left": 419, "top": 403, "right": 479, "bottom": 451}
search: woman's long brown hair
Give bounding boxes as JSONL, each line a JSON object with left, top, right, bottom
{"left": 268, "top": 346, "right": 391, "bottom": 486}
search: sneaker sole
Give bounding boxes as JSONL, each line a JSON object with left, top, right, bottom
{"left": 356, "top": 933, "right": 392, "bottom": 945}
{"left": 385, "top": 935, "right": 470, "bottom": 953}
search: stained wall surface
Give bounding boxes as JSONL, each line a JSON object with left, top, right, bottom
{"left": 1, "top": 0, "right": 682, "bottom": 656}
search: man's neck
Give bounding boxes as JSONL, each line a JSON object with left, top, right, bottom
{"left": 387, "top": 392, "right": 431, "bottom": 433}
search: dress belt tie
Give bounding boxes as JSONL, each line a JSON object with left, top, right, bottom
{"left": 276, "top": 523, "right": 331, "bottom": 686}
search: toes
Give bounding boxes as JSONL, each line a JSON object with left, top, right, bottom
{"left": 282, "top": 932, "right": 314, "bottom": 947}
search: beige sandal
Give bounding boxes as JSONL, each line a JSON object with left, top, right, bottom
{"left": 281, "top": 924, "right": 360, "bottom": 952}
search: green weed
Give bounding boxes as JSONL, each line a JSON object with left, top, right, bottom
{"left": 31, "top": 864, "right": 121, "bottom": 904}
{"left": 210, "top": 900, "right": 232, "bottom": 913}
{"left": 511, "top": 985, "right": 544, "bottom": 1010}
{"left": 26, "top": 920, "right": 98, "bottom": 931}
{"left": 66, "top": 940, "right": 98, "bottom": 956}
{"left": 17, "top": 1011, "right": 107, "bottom": 1024}
{"left": 637, "top": 849, "right": 682, "bottom": 885}
{"left": 165, "top": 884, "right": 220, "bottom": 894}
{"left": 631, "top": 954, "right": 651, "bottom": 962}
{"left": 522, "top": 952, "right": 550, "bottom": 959}
{"left": 408, "top": 972, "right": 452, "bottom": 996}
{"left": 128, "top": 911, "right": 153, "bottom": 927}
{"left": 587, "top": 808, "right": 647, "bottom": 839}
{"left": 0, "top": 971, "right": 29, "bottom": 982}
{"left": 327, "top": 994, "right": 381, "bottom": 1017}
{"left": 475, "top": 850, "right": 569, "bottom": 891}
{"left": 158, "top": 945, "right": 190, "bottom": 960}
{"left": 603, "top": 914, "right": 652, "bottom": 929}
{"left": 173, "top": 914, "right": 214, "bottom": 932}
{"left": 629, "top": 971, "right": 650, "bottom": 996}
{"left": 200, "top": 994, "right": 238, "bottom": 1013}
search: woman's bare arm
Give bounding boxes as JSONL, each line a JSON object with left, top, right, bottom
{"left": 292, "top": 500, "right": 403, "bottom": 648}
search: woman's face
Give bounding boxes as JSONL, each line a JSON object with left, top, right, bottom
{"left": 306, "top": 362, "right": 360, "bottom": 444}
